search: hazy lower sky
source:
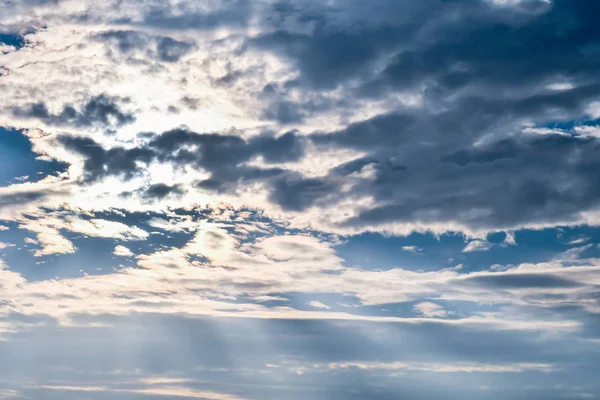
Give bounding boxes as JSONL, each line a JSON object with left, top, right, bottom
{"left": 2, "top": 0, "right": 600, "bottom": 399}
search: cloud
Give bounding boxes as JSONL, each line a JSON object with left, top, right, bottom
{"left": 553, "top": 244, "right": 595, "bottom": 261}
{"left": 324, "top": 360, "right": 555, "bottom": 374}
{"left": 31, "top": 384, "right": 246, "bottom": 400}
{"left": 18, "top": 223, "right": 76, "bottom": 257}
{"left": 13, "top": 95, "right": 135, "bottom": 129}
{"left": 2, "top": 1, "right": 600, "bottom": 397}
{"left": 413, "top": 302, "right": 447, "bottom": 318}
{"left": 113, "top": 245, "right": 134, "bottom": 257}
{"left": 463, "top": 240, "right": 493, "bottom": 253}
{"left": 402, "top": 246, "right": 422, "bottom": 254}
{"left": 0, "top": 220, "right": 597, "bottom": 337}
{"left": 308, "top": 301, "right": 331, "bottom": 310}
{"left": 4, "top": 0, "right": 600, "bottom": 240}
{"left": 93, "top": 30, "right": 195, "bottom": 63}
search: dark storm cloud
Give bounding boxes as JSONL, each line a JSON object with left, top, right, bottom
{"left": 13, "top": 95, "right": 135, "bottom": 128}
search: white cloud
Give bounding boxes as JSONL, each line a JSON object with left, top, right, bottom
{"left": 413, "top": 302, "right": 447, "bottom": 318}
{"left": 462, "top": 240, "right": 493, "bottom": 253}
{"left": 273, "top": 359, "right": 555, "bottom": 376}
{"left": 308, "top": 301, "right": 331, "bottom": 310}
{"left": 325, "top": 360, "right": 555, "bottom": 374}
{"left": 566, "top": 237, "right": 591, "bottom": 245}
{"left": 504, "top": 232, "right": 517, "bottom": 246}
{"left": 113, "top": 245, "right": 134, "bottom": 257}
{"left": 19, "top": 223, "right": 76, "bottom": 257}
{"left": 553, "top": 244, "right": 594, "bottom": 261}
{"left": 0, "top": 389, "right": 19, "bottom": 400}
{"left": 0, "top": 223, "right": 594, "bottom": 335}
{"left": 147, "top": 217, "right": 197, "bottom": 233}
{"left": 31, "top": 385, "right": 245, "bottom": 400}
{"left": 402, "top": 246, "right": 422, "bottom": 253}
{"left": 64, "top": 217, "right": 149, "bottom": 241}
{"left": 574, "top": 125, "right": 600, "bottom": 138}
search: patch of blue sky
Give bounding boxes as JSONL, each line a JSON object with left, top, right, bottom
{"left": 336, "top": 227, "right": 600, "bottom": 275}
{"left": 335, "top": 231, "right": 465, "bottom": 271}
{"left": 0, "top": 232, "right": 130, "bottom": 281}
{"left": 0, "top": 127, "right": 69, "bottom": 185}
{"left": 0, "top": 33, "right": 26, "bottom": 49}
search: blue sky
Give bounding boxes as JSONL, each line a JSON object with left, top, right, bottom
{"left": 2, "top": 0, "right": 600, "bottom": 399}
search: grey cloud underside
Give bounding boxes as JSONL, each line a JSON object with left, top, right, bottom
{"left": 256, "top": 0, "right": 600, "bottom": 230}
{"left": 93, "top": 30, "right": 194, "bottom": 62}
{"left": 339, "top": 133, "right": 600, "bottom": 230}
{"left": 142, "top": 183, "right": 186, "bottom": 200}
{"left": 24, "top": 0, "right": 600, "bottom": 233}
{"left": 13, "top": 94, "right": 135, "bottom": 128}
{"left": 0, "top": 190, "right": 48, "bottom": 207}
{"left": 58, "top": 129, "right": 600, "bottom": 230}
{"left": 57, "top": 128, "right": 304, "bottom": 186}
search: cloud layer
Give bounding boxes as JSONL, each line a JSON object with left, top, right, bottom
{"left": 3, "top": 0, "right": 600, "bottom": 399}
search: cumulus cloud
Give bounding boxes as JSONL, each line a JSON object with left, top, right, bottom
{"left": 0, "top": 220, "right": 597, "bottom": 336}
{"left": 113, "top": 245, "right": 134, "bottom": 257}
{"left": 12, "top": 94, "right": 135, "bottom": 129}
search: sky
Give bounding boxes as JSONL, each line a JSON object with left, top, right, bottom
{"left": 1, "top": 0, "right": 600, "bottom": 398}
